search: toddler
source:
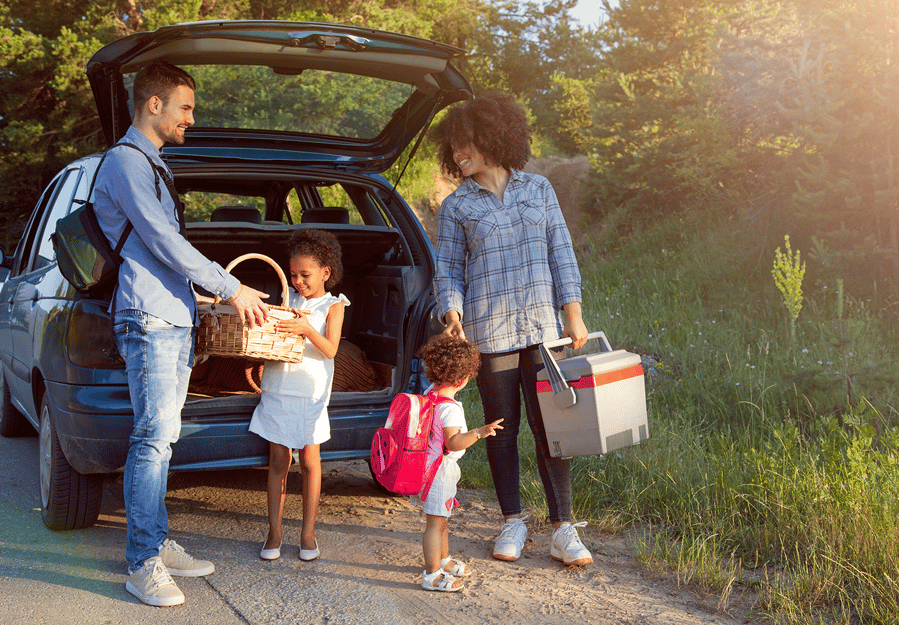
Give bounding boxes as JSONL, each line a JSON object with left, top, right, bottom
{"left": 414, "top": 334, "right": 503, "bottom": 592}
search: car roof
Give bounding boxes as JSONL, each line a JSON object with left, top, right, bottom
{"left": 85, "top": 21, "right": 473, "bottom": 173}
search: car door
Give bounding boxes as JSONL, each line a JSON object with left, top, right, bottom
{"left": 0, "top": 173, "right": 62, "bottom": 394}
{"left": 6, "top": 167, "right": 82, "bottom": 405}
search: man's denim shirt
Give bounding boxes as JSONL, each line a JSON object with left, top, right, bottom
{"left": 93, "top": 127, "right": 239, "bottom": 327}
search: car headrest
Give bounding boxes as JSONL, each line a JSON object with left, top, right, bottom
{"left": 210, "top": 206, "right": 262, "bottom": 224}
{"left": 301, "top": 207, "right": 350, "bottom": 225}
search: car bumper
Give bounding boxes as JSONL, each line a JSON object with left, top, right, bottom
{"left": 46, "top": 381, "right": 388, "bottom": 474}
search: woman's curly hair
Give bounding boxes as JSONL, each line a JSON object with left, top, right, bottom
{"left": 418, "top": 334, "right": 481, "bottom": 388}
{"left": 287, "top": 228, "right": 343, "bottom": 290}
{"left": 433, "top": 92, "right": 532, "bottom": 179}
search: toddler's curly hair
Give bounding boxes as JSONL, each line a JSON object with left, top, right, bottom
{"left": 418, "top": 334, "right": 481, "bottom": 388}
{"left": 287, "top": 228, "right": 343, "bottom": 289}
{"left": 433, "top": 92, "right": 532, "bottom": 179}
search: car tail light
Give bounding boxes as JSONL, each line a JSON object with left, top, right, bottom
{"left": 67, "top": 300, "right": 125, "bottom": 369}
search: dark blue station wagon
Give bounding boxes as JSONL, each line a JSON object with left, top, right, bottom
{"left": 0, "top": 21, "right": 471, "bottom": 530}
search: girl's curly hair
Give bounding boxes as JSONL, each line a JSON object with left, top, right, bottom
{"left": 417, "top": 334, "right": 481, "bottom": 388}
{"left": 287, "top": 228, "right": 343, "bottom": 289}
{"left": 433, "top": 92, "right": 532, "bottom": 179}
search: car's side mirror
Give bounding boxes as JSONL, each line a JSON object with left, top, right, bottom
{"left": 0, "top": 249, "right": 12, "bottom": 271}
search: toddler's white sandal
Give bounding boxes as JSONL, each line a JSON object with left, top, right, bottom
{"left": 440, "top": 556, "right": 471, "bottom": 578}
{"left": 421, "top": 569, "right": 463, "bottom": 592}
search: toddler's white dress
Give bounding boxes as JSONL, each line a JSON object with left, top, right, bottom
{"left": 412, "top": 398, "right": 468, "bottom": 517}
{"left": 248, "top": 291, "right": 349, "bottom": 449}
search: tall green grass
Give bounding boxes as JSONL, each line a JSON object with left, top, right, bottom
{"left": 456, "top": 212, "right": 899, "bottom": 624}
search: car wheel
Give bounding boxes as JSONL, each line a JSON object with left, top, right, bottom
{"left": 39, "top": 393, "right": 103, "bottom": 530}
{"left": 366, "top": 459, "right": 400, "bottom": 496}
{"left": 0, "top": 367, "right": 32, "bottom": 437}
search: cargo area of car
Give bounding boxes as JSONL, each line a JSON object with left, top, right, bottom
{"left": 184, "top": 221, "right": 410, "bottom": 404}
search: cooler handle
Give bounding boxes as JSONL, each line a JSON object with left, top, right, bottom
{"left": 542, "top": 331, "right": 612, "bottom": 352}
{"left": 538, "top": 331, "right": 612, "bottom": 410}
{"left": 538, "top": 343, "right": 577, "bottom": 410}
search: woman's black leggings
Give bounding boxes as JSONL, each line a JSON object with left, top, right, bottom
{"left": 476, "top": 345, "right": 572, "bottom": 523}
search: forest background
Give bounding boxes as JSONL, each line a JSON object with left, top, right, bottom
{"left": 4, "top": 1, "right": 899, "bottom": 623}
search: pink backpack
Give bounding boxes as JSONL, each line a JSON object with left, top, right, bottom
{"left": 370, "top": 393, "right": 454, "bottom": 499}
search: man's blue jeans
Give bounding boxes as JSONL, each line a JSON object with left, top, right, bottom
{"left": 113, "top": 310, "right": 195, "bottom": 572}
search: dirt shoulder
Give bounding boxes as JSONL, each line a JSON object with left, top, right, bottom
{"left": 314, "top": 461, "right": 757, "bottom": 625}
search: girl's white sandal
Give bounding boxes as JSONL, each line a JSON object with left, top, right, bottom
{"left": 421, "top": 569, "right": 463, "bottom": 592}
{"left": 440, "top": 556, "right": 471, "bottom": 577}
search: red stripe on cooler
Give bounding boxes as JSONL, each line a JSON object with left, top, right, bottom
{"left": 536, "top": 364, "right": 644, "bottom": 394}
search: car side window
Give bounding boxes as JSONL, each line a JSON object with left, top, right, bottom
{"left": 30, "top": 168, "right": 82, "bottom": 272}
{"left": 11, "top": 174, "right": 64, "bottom": 277}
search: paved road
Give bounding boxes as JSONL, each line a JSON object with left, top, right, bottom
{"left": 0, "top": 429, "right": 411, "bottom": 625}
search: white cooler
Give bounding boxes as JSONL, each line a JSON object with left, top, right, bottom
{"left": 535, "top": 332, "right": 649, "bottom": 458}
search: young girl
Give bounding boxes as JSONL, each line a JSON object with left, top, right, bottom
{"left": 414, "top": 334, "right": 504, "bottom": 592}
{"left": 249, "top": 228, "right": 348, "bottom": 562}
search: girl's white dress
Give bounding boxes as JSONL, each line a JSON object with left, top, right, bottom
{"left": 248, "top": 291, "right": 350, "bottom": 449}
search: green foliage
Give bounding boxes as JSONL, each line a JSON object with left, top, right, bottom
{"left": 551, "top": 0, "right": 899, "bottom": 298}
{"left": 772, "top": 235, "right": 806, "bottom": 346}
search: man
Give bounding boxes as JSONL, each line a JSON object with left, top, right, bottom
{"left": 93, "top": 61, "right": 269, "bottom": 607}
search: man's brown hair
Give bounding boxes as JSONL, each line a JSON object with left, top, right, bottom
{"left": 133, "top": 62, "right": 196, "bottom": 111}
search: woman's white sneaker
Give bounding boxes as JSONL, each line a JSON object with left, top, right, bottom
{"left": 550, "top": 522, "right": 593, "bottom": 566}
{"left": 492, "top": 513, "right": 529, "bottom": 561}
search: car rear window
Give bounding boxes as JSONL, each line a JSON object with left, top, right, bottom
{"left": 125, "top": 66, "right": 413, "bottom": 140}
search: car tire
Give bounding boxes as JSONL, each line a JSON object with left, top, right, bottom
{"left": 366, "top": 459, "right": 400, "bottom": 496}
{"left": 0, "top": 367, "right": 32, "bottom": 437}
{"left": 39, "top": 393, "right": 103, "bottom": 530}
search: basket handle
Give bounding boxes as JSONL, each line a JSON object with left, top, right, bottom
{"left": 216, "top": 253, "right": 290, "bottom": 307}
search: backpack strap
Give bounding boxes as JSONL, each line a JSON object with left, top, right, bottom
{"left": 418, "top": 393, "right": 458, "bottom": 502}
{"left": 114, "top": 142, "right": 186, "bottom": 236}
{"left": 87, "top": 142, "right": 186, "bottom": 255}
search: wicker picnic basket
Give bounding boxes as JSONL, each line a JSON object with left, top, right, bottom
{"left": 195, "top": 253, "right": 305, "bottom": 363}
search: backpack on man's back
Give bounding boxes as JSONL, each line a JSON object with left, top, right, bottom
{"left": 51, "top": 142, "right": 178, "bottom": 297}
{"left": 370, "top": 392, "right": 454, "bottom": 500}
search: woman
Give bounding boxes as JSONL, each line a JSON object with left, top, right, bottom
{"left": 433, "top": 93, "right": 592, "bottom": 566}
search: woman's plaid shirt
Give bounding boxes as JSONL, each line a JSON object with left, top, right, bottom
{"left": 434, "top": 170, "right": 582, "bottom": 354}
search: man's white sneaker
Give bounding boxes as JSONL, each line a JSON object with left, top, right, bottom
{"left": 492, "top": 513, "right": 529, "bottom": 561}
{"left": 550, "top": 521, "right": 593, "bottom": 566}
{"left": 125, "top": 556, "right": 185, "bottom": 607}
{"left": 159, "top": 538, "right": 215, "bottom": 577}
